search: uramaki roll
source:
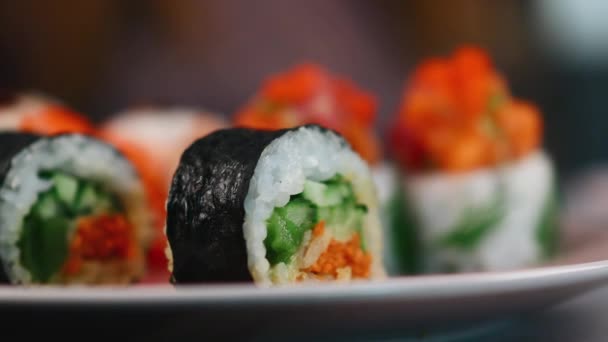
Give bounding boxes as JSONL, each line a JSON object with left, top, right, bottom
{"left": 386, "top": 45, "right": 559, "bottom": 274}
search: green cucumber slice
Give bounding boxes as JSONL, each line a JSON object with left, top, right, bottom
{"left": 317, "top": 203, "right": 367, "bottom": 248}
{"left": 282, "top": 196, "right": 316, "bottom": 227}
{"left": 303, "top": 180, "right": 344, "bottom": 207}
{"left": 438, "top": 191, "right": 505, "bottom": 250}
{"left": 18, "top": 216, "right": 70, "bottom": 283}
{"left": 74, "top": 183, "right": 98, "bottom": 215}
{"left": 32, "top": 192, "right": 62, "bottom": 219}
{"left": 52, "top": 173, "right": 78, "bottom": 207}
{"left": 17, "top": 170, "right": 129, "bottom": 283}
{"left": 536, "top": 185, "right": 559, "bottom": 259}
{"left": 264, "top": 196, "right": 316, "bottom": 265}
{"left": 264, "top": 173, "right": 369, "bottom": 266}
{"left": 386, "top": 187, "right": 421, "bottom": 275}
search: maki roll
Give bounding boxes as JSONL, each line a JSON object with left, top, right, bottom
{"left": 233, "top": 63, "right": 398, "bottom": 273}
{"left": 99, "top": 106, "right": 227, "bottom": 273}
{"left": 0, "top": 133, "right": 152, "bottom": 284}
{"left": 0, "top": 94, "right": 165, "bottom": 280}
{"left": 166, "top": 125, "right": 384, "bottom": 286}
{"left": 387, "top": 46, "right": 559, "bottom": 274}
{"left": 0, "top": 92, "right": 95, "bottom": 135}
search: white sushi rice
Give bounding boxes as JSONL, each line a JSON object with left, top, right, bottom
{"left": 242, "top": 126, "right": 385, "bottom": 286}
{"left": 0, "top": 134, "right": 152, "bottom": 284}
{"left": 403, "top": 150, "right": 555, "bottom": 272}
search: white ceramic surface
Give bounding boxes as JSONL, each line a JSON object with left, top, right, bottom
{"left": 1, "top": 259, "right": 607, "bottom": 339}
{"left": 1, "top": 259, "right": 607, "bottom": 318}
{"left": 1, "top": 165, "right": 608, "bottom": 340}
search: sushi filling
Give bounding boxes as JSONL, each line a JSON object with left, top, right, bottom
{"left": 17, "top": 171, "right": 139, "bottom": 283}
{"left": 264, "top": 174, "right": 371, "bottom": 281}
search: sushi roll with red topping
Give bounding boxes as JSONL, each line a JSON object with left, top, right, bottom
{"left": 0, "top": 92, "right": 95, "bottom": 135}
{"left": 387, "top": 46, "right": 559, "bottom": 274}
{"left": 234, "top": 63, "right": 381, "bottom": 165}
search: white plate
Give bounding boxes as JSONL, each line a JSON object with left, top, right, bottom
{"left": 1, "top": 259, "right": 608, "bottom": 340}
{"left": 2, "top": 171, "right": 608, "bottom": 340}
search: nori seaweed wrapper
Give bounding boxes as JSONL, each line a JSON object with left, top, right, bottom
{"left": 166, "top": 125, "right": 335, "bottom": 283}
{"left": 0, "top": 132, "right": 43, "bottom": 282}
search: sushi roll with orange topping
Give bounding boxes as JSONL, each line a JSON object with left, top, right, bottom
{"left": 234, "top": 63, "right": 381, "bottom": 165}
{"left": 0, "top": 92, "right": 95, "bottom": 135}
{"left": 387, "top": 46, "right": 559, "bottom": 274}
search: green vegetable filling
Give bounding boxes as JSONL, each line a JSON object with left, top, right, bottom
{"left": 17, "top": 171, "right": 123, "bottom": 282}
{"left": 386, "top": 187, "right": 421, "bottom": 275}
{"left": 264, "top": 174, "right": 368, "bottom": 265}
{"left": 536, "top": 184, "right": 559, "bottom": 259}
{"left": 438, "top": 190, "right": 505, "bottom": 251}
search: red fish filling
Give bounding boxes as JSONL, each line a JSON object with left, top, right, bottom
{"left": 17, "top": 171, "right": 141, "bottom": 283}
{"left": 62, "top": 214, "right": 137, "bottom": 276}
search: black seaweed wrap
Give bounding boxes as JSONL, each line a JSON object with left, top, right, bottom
{"left": 0, "top": 132, "right": 42, "bottom": 282}
{"left": 166, "top": 125, "right": 337, "bottom": 283}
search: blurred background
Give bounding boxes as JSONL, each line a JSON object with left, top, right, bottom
{"left": 0, "top": 0, "right": 606, "bottom": 182}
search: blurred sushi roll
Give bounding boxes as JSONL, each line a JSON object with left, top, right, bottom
{"left": 100, "top": 107, "right": 228, "bottom": 189}
{"left": 0, "top": 91, "right": 95, "bottom": 135}
{"left": 99, "top": 107, "right": 228, "bottom": 272}
{"left": 0, "top": 133, "right": 152, "bottom": 285}
{"left": 166, "top": 125, "right": 385, "bottom": 286}
{"left": 387, "top": 46, "right": 559, "bottom": 274}
{"left": 234, "top": 63, "right": 381, "bottom": 166}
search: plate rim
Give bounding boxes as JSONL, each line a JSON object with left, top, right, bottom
{"left": 1, "top": 259, "right": 608, "bottom": 306}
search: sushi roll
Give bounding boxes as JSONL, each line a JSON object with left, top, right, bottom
{"left": 166, "top": 125, "right": 385, "bottom": 286}
{"left": 387, "top": 46, "right": 559, "bottom": 274}
{"left": 0, "top": 132, "right": 152, "bottom": 284}
{"left": 0, "top": 91, "right": 95, "bottom": 135}
{"left": 99, "top": 106, "right": 228, "bottom": 272}
{"left": 233, "top": 63, "right": 398, "bottom": 272}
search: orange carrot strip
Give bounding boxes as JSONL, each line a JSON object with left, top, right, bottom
{"left": 312, "top": 221, "right": 325, "bottom": 237}
{"left": 305, "top": 233, "right": 371, "bottom": 279}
